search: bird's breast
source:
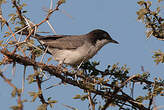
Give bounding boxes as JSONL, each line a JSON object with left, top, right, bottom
{"left": 48, "top": 40, "right": 108, "bottom": 66}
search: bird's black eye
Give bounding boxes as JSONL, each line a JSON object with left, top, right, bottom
{"left": 103, "top": 32, "right": 113, "bottom": 40}
{"left": 103, "top": 33, "right": 108, "bottom": 38}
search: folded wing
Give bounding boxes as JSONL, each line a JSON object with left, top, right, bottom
{"left": 37, "top": 35, "right": 85, "bottom": 50}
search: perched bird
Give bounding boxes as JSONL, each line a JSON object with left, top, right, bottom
{"left": 33, "top": 29, "right": 119, "bottom": 67}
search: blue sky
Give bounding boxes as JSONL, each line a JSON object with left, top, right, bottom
{"left": 0, "top": 0, "right": 164, "bottom": 110}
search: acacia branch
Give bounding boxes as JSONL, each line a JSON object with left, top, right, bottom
{"left": 0, "top": 48, "right": 150, "bottom": 110}
{"left": 0, "top": 48, "right": 104, "bottom": 95}
{"left": 0, "top": 70, "right": 23, "bottom": 110}
{"left": 36, "top": 0, "right": 63, "bottom": 27}
{"left": 12, "top": 0, "right": 26, "bottom": 26}
{"left": 87, "top": 91, "right": 95, "bottom": 110}
{"left": 31, "top": 51, "right": 48, "bottom": 106}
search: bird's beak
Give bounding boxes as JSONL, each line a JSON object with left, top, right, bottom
{"left": 111, "top": 39, "right": 119, "bottom": 44}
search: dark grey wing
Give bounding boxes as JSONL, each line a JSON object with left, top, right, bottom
{"left": 38, "top": 35, "right": 85, "bottom": 49}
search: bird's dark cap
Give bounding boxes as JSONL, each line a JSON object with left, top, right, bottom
{"left": 88, "top": 29, "right": 119, "bottom": 44}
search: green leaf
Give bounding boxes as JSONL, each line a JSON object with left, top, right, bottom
{"left": 0, "top": 40, "right": 3, "bottom": 46}
{"left": 48, "top": 100, "right": 58, "bottom": 103}
{"left": 146, "top": 30, "right": 153, "bottom": 39}
{"left": 28, "top": 91, "right": 39, "bottom": 102}
{"left": 147, "top": 1, "right": 152, "bottom": 8}
{"left": 10, "top": 105, "right": 20, "bottom": 110}
{"left": 156, "top": 7, "right": 160, "bottom": 14}
{"left": 47, "top": 97, "right": 52, "bottom": 101}
{"left": 37, "top": 104, "right": 47, "bottom": 110}
{"left": 60, "top": 0, "right": 66, "bottom": 4}
{"left": 153, "top": 50, "right": 164, "bottom": 64}
{"left": 80, "top": 95, "right": 88, "bottom": 101}
{"left": 136, "top": 96, "right": 144, "bottom": 103}
{"left": 73, "top": 94, "right": 81, "bottom": 99}
{"left": 11, "top": 88, "right": 16, "bottom": 97}
{"left": 48, "top": 100, "right": 58, "bottom": 107}
{"left": 22, "top": 3, "right": 27, "bottom": 7}
{"left": 62, "top": 104, "right": 78, "bottom": 110}
{"left": 137, "top": 1, "right": 145, "bottom": 6}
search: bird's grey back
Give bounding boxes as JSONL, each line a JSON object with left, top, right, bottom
{"left": 34, "top": 34, "right": 87, "bottom": 50}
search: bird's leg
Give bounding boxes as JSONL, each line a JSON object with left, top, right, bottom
{"left": 57, "top": 59, "right": 65, "bottom": 69}
{"left": 57, "top": 59, "right": 69, "bottom": 73}
{"left": 77, "top": 57, "right": 86, "bottom": 69}
{"left": 72, "top": 57, "right": 87, "bottom": 83}
{"left": 77, "top": 61, "right": 84, "bottom": 70}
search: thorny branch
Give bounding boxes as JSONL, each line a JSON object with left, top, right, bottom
{"left": 12, "top": 0, "right": 26, "bottom": 26}
{"left": 87, "top": 91, "right": 95, "bottom": 110}
{"left": 0, "top": 48, "right": 152, "bottom": 110}
{"left": 0, "top": 70, "right": 23, "bottom": 110}
{"left": 102, "top": 75, "right": 140, "bottom": 110}
{"left": 137, "top": 1, "right": 164, "bottom": 40}
{"left": 0, "top": 1, "right": 163, "bottom": 110}
{"left": 31, "top": 50, "right": 48, "bottom": 107}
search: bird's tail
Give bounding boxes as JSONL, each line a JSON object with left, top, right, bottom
{"left": 20, "top": 31, "right": 44, "bottom": 40}
{"left": 31, "top": 33, "right": 42, "bottom": 40}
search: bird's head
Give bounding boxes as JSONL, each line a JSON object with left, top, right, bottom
{"left": 88, "top": 29, "right": 119, "bottom": 45}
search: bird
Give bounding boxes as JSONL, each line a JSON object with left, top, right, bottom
{"left": 32, "top": 29, "right": 119, "bottom": 67}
